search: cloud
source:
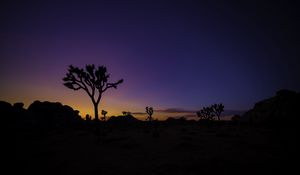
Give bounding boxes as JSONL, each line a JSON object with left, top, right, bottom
{"left": 156, "top": 108, "right": 196, "bottom": 113}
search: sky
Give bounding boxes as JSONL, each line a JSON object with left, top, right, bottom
{"left": 1, "top": 0, "right": 299, "bottom": 119}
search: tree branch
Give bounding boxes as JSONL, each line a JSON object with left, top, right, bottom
{"left": 103, "top": 79, "right": 124, "bottom": 92}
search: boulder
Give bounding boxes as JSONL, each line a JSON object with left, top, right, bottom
{"left": 242, "top": 89, "right": 300, "bottom": 125}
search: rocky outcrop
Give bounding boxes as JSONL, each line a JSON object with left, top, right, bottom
{"left": 242, "top": 89, "right": 300, "bottom": 125}
{"left": 27, "top": 101, "right": 82, "bottom": 128}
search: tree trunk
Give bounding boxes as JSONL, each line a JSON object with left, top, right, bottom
{"left": 94, "top": 103, "right": 99, "bottom": 121}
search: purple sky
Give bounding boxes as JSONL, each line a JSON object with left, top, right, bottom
{"left": 1, "top": 0, "right": 299, "bottom": 118}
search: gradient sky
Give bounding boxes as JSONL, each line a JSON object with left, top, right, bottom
{"left": 1, "top": 0, "right": 299, "bottom": 119}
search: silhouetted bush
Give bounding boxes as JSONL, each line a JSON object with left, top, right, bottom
{"left": 85, "top": 114, "right": 91, "bottom": 121}
{"left": 178, "top": 116, "right": 187, "bottom": 122}
{"left": 165, "top": 117, "right": 176, "bottom": 122}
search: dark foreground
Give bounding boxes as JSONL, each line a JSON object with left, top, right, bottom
{"left": 14, "top": 121, "right": 298, "bottom": 175}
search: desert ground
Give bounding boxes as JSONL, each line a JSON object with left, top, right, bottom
{"left": 14, "top": 121, "right": 297, "bottom": 175}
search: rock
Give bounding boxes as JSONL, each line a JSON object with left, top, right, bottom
{"left": 242, "top": 89, "right": 300, "bottom": 125}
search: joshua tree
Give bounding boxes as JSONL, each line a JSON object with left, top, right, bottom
{"left": 146, "top": 106, "right": 154, "bottom": 121}
{"left": 211, "top": 103, "right": 224, "bottom": 120}
{"left": 101, "top": 110, "right": 107, "bottom": 121}
{"left": 196, "top": 110, "right": 201, "bottom": 120}
{"left": 196, "top": 106, "right": 215, "bottom": 121}
{"left": 63, "top": 64, "right": 123, "bottom": 121}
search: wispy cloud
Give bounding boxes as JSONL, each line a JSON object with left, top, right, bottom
{"left": 156, "top": 108, "right": 196, "bottom": 113}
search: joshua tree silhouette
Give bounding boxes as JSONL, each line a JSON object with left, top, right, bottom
{"left": 146, "top": 106, "right": 154, "bottom": 121}
{"left": 196, "top": 103, "right": 224, "bottom": 121}
{"left": 63, "top": 64, "right": 123, "bottom": 121}
{"left": 101, "top": 110, "right": 107, "bottom": 121}
{"left": 196, "top": 106, "right": 215, "bottom": 120}
{"left": 211, "top": 103, "right": 224, "bottom": 120}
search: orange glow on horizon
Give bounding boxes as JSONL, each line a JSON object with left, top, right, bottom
{"left": 2, "top": 81, "right": 235, "bottom": 121}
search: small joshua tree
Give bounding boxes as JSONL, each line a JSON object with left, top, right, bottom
{"left": 146, "top": 106, "right": 154, "bottom": 122}
{"left": 101, "top": 110, "right": 107, "bottom": 121}
{"left": 211, "top": 103, "right": 224, "bottom": 121}
{"left": 63, "top": 64, "right": 123, "bottom": 121}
